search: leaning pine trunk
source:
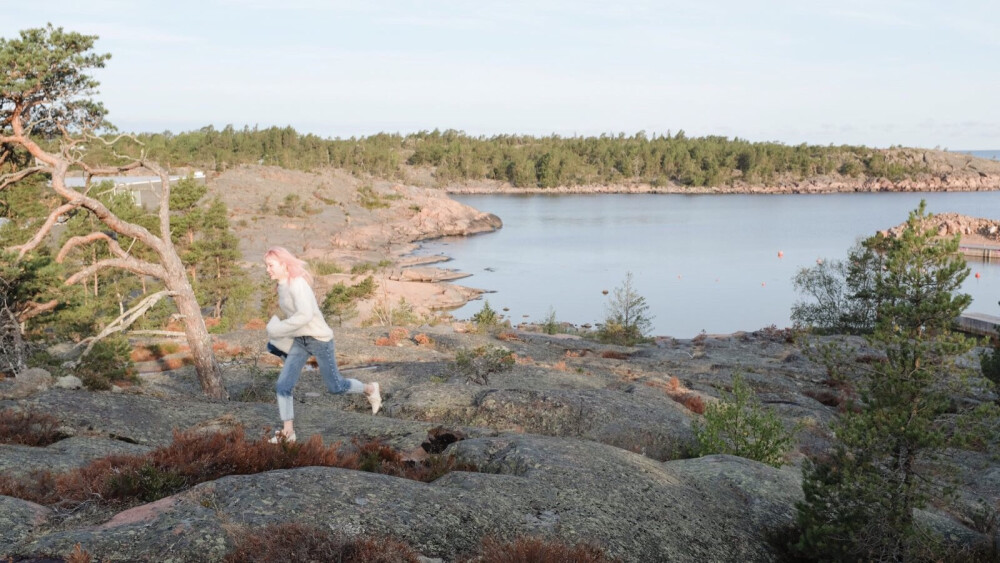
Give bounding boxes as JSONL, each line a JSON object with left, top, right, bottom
{"left": 165, "top": 262, "right": 228, "bottom": 399}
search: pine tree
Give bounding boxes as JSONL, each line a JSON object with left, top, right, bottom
{"left": 795, "top": 201, "right": 999, "bottom": 559}
{"left": 187, "top": 197, "right": 250, "bottom": 329}
{"left": 600, "top": 272, "right": 654, "bottom": 346}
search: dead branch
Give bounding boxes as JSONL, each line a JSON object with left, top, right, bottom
{"left": 10, "top": 201, "right": 82, "bottom": 258}
{"left": 57, "top": 232, "right": 129, "bottom": 263}
{"left": 130, "top": 330, "right": 186, "bottom": 338}
{"left": 64, "top": 257, "right": 168, "bottom": 286}
{"left": 16, "top": 299, "right": 59, "bottom": 323}
{"left": 72, "top": 290, "right": 177, "bottom": 358}
{"left": 84, "top": 131, "right": 141, "bottom": 149}
{"left": 78, "top": 160, "right": 143, "bottom": 178}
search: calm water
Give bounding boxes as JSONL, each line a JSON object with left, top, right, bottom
{"left": 957, "top": 149, "right": 1000, "bottom": 160}
{"left": 415, "top": 192, "right": 1000, "bottom": 338}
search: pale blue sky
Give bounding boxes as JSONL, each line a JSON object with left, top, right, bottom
{"left": 6, "top": 0, "right": 999, "bottom": 148}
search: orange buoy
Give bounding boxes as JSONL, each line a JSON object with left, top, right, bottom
{"left": 777, "top": 251, "right": 784, "bottom": 259}
{"left": 816, "top": 258, "right": 823, "bottom": 265}
{"left": 975, "top": 272, "right": 981, "bottom": 279}
{"left": 761, "top": 282, "right": 766, "bottom": 287}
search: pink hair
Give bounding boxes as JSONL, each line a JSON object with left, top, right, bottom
{"left": 264, "top": 246, "right": 313, "bottom": 285}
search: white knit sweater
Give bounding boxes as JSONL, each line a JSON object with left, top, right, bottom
{"left": 266, "top": 277, "right": 334, "bottom": 347}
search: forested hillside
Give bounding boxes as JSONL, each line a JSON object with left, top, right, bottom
{"left": 88, "top": 126, "right": 939, "bottom": 188}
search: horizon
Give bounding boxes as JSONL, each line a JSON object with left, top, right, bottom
{"left": 5, "top": 1, "right": 1000, "bottom": 150}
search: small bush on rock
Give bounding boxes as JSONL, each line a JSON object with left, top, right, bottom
{"left": 0, "top": 408, "right": 64, "bottom": 446}
{"left": 471, "top": 300, "right": 503, "bottom": 333}
{"left": 454, "top": 344, "right": 515, "bottom": 385}
{"left": 541, "top": 306, "right": 560, "bottom": 335}
{"left": 467, "top": 536, "right": 616, "bottom": 563}
{"left": 234, "top": 367, "right": 279, "bottom": 403}
{"left": 693, "top": 374, "right": 795, "bottom": 467}
{"left": 598, "top": 272, "right": 653, "bottom": 346}
{"left": 322, "top": 275, "right": 375, "bottom": 326}
{"left": 75, "top": 335, "right": 137, "bottom": 390}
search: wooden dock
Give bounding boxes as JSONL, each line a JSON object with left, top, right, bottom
{"left": 959, "top": 243, "right": 1000, "bottom": 263}
{"left": 957, "top": 312, "right": 1000, "bottom": 338}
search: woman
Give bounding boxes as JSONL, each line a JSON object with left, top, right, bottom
{"left": 264, "top": 246, "right": 381, "bottom": 443}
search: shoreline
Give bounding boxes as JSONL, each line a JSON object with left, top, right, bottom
{"left": 399, "top": 193, "right": 1000, "bottom": 335}
{"left": 442, "top": 174, "right": 1000, "bottom": 196}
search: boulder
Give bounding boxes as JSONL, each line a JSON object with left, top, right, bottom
{"left": 4, "top": 368, "right": 53, "bottom": 399}
{"left": 0, "top": 496, "right": 52, "bottom": 554}
{"left": 54, "top": 375, "right": 83, "bottom": 390}
{"left": 0, "top": 437, "right": 152, "bottom": 479}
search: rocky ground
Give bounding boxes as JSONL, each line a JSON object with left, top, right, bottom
{"left": 1, "top": 159, "right": 999, "bottom": 560}
{"left": 1, "top": 325, "right": 997, "bottom": 561}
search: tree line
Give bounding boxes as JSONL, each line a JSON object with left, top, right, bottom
{"left": 85, "top": 126, "right": 930, "bottom": 188}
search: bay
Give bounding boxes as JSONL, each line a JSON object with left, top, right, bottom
{"left": 415, "top": 192, "right": 1000, "bottom": 338}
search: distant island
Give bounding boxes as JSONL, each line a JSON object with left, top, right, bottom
{"left": 93, "top": 127, "right": 1000, "bottom": 194}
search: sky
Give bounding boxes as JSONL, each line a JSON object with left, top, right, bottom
{"left": 5, "top": 0, "right": 1000, "bottom": 149}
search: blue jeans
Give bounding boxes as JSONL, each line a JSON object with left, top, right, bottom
{"left": 275, "top": 336, "right": 363, "bottom": 421}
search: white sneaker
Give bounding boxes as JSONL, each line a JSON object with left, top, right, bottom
{"left": 268, "top": 430, "right": 296, "bottom": 444}
{"left": 368, "top": 382, "right": 382, "bottom": 415}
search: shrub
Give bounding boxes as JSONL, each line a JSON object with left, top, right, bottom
{"left": 682, "top": 394, "right": 706, "bottom": 415}
{"left": 469, "top": 536, "right": 615, "bottom": 563}
{"left": 357, "top": 185, "right": 392, "bottom": 210}
{"left": 368, "top": 296, "right": 421, "bottom": 327}
{"left": 276, "top": 193, "right": 302, "bottom": 216}
{"left": 310, "top": 260, "right": 343, "bottom": 276}
{"left": 350, "top": 260, "right": 392, "bottom": 275}
{"left": 225, "top": 523, "right": 421, "bottom": 563}
{"left": 0, "top": 428, "right": 476, "bottom": 509}
{"left": 75, "top": 335, "right": 137, "bottom": 390}
{"left": 234, "top": 366, "right": 279, "bottom": 403}
{"left": 454, "top": 344, "right": 515, "bottom": 385}
{"left": 322, "top": 275, "right": 375, "bottom": 324}
{"left": 541, "top": 306, "right": 559, "bottom": 335}
{"left": 693, "top": 374, "right": 795, "bottom": 467}
{"left": 598, "top": 272, "right": 653, "bottom": 346}
{"left": 471, "top": 300, "right": 501, "bottom": 333}
{"left": 0, "top": 408, "right": 64, "bottom": 446}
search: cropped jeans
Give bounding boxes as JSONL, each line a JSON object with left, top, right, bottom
{"left": 275, "top": 335, "right": 363, "bottom": 421}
